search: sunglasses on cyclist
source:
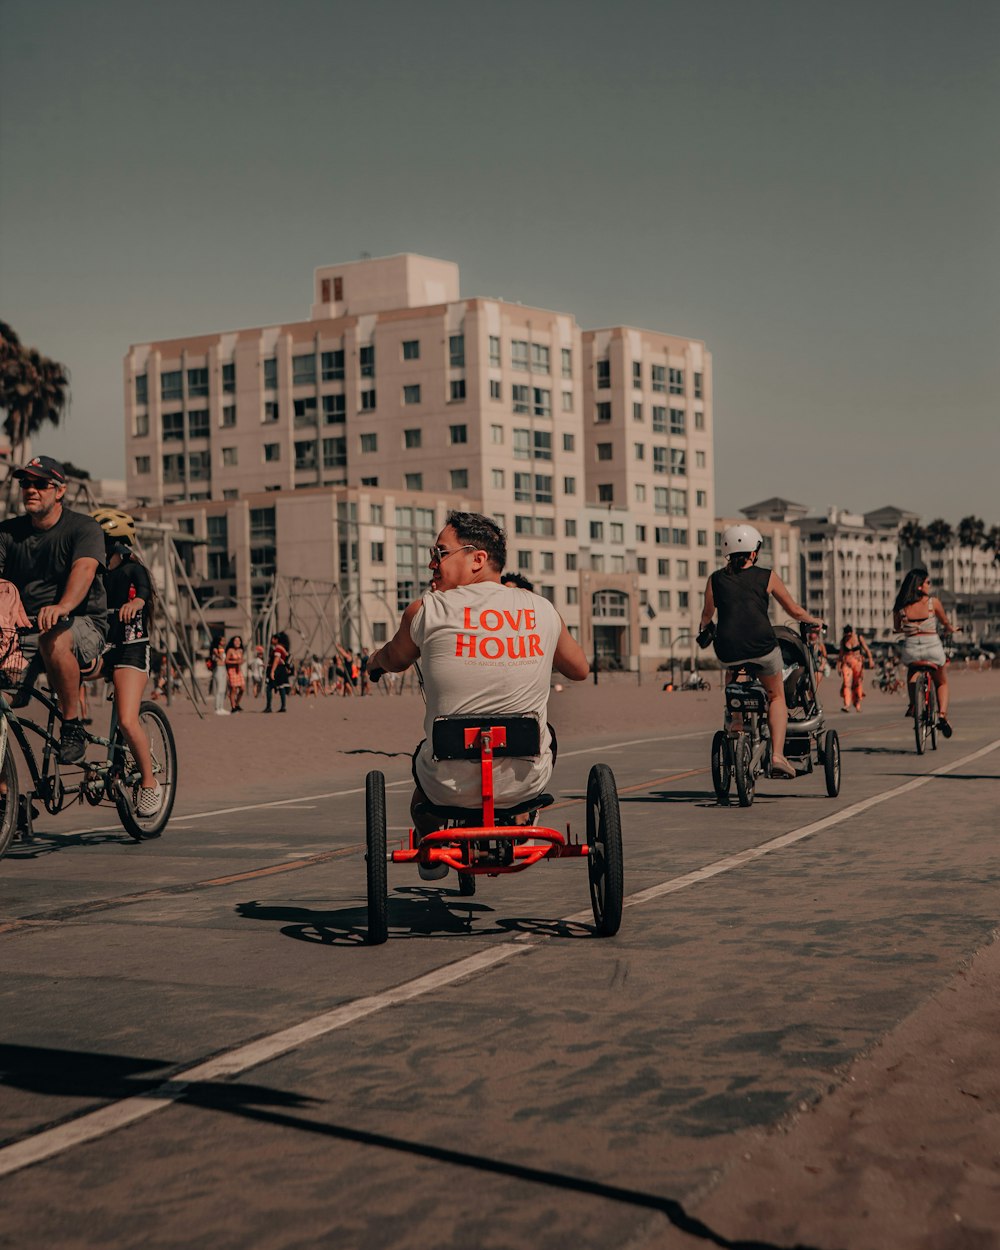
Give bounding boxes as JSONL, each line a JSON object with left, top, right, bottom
{"left": 428, "top": 544, "right": 476, "bottom": 565}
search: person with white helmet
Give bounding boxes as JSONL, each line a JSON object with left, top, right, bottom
{"left": 698, "top": 523, "right": 823, "bottom": 779}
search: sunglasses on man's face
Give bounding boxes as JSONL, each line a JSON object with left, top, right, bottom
{"left": 18, "top": 479, "right": 57, "bottom": 492}
{"left": 428, "top": 544, "right": 475, "bottom": 565}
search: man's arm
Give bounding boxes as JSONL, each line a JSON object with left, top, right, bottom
{"left": 368, "top": 601, "right": 422, "bottom": 674}
{"left": 552, "top": 617, "right": 589, "bottom": 681}
{"left": 37, "top": 557, "right": 99, "bottom": 632}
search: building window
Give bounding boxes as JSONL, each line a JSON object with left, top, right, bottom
{"left": 590, "top": 521, "right": 604, "bottom": 541}
{"left": 596, "top": 443, "right": 613, "bottom": 461}
{"left": 511, "top": 340, "right": 529, "bottom": 371}
{"left": 565, "top": 586, "right": 579, "bottom": 606}
{"left": 634, "top": 442, "right": 645, "bottom": 460}
{"left": 631, "top": 401, "right": 642, "bottom": 422}
{"left": 678, "top": 591, "right": 690, "bottom": 609}
{"left": 610, "top": 522, "right": 624, "bottom": 543}
{"left": 698, "top": 560, "right": 709, "bottom": 576}
{"left": 134, "top": 411, "right": 149, "bottom": 438}
{"left": 489, "top": 379, "right": 501, "bottom": 400}
{"left": 187, "top": 367, "right": 209, "bottom": 397}
{"left": 360, "top": 389, "right": 376, "bottom": 411}
{"left": 695, "top": 450, "right": 706, "bottom": 468}
{"left": 561, "top": 347, "right": 573, "bottom": 378}
{"left": 402, "top": 339, "right": 420, "bottom": 360}
{"left": 513, "top": 428, "right": 552, "bottom": 460}
{"left": 135, "top": 374, "right": 148, "bottom": 404}
{"left": 561, "top": 390, "right": 573, "bottom": 412}
{"left": 221, "top": 362, "right": 235, "bottom": 394}
{"left": 222, "top": 447, "right": 238, "bottom": 467}
{"left": 404, "top": 428, "right": 422, "bottom": 449}
{"left": 563, "top": 433, "right": 575, "bottom": 452}
{"left": 658, "top": 591, "right": 671, "bottom": 611}
{"left": 670, "top": 408, "right": 685, "bottom": 435}
{"left": 696, "top": 489, "right": 707, "bottom": 507}
{"left": 490, "top": 424, "right": 504, "bottom": 444}
{"left": 652, "top": 406, "right": 666, "bottom": 433}
{"left": 563, "top": 476, "right": 576, "bottom": 495}
{"left": 450, "top": 378, "right": 467, "bottom": 401}
{"left": 264, "top": 401, "right": 280, "bottom": 422}
{"left": 658, "top": 559, "right": 670, "bottom": 576}
{"left": 371, "top": 542, "right": 385, "bottom": 563}
{"left": 188, "top": 450, "right": 211, "bottom": 481}
{"left": 370, "top": 504, "right": 383, "bottom": 523}
{"left": 135, "top": 455, "right": 150, "bottom": 474}
{"left": 162, "top": 412, "right": 184, "bottom": 442}
{"left": 293, "top": 397, "right": 317, "bottom": 425}
{"left": 292, "top": 353, "right": 316, "bottom": 385}
{"left": 697, "top": 529, "right": 708, "bottom": 546}
{"left": 449, "top": 334, "right": 465, "bottom": 367}
{"left": 263, "top": 358, "right": 278, "bottom": 390}
{"left": 489, "top": 335, "right": 501, "bottom": 366}
{"left": 596, "top": 360, "right": 610, "bottom": 389}
{"left": 491, "top": 468, "right": 504, "bottom": 489}
{"left": 221, "top": 405, "right": 236, "bottom": 427}
{"left": 635, "top": 482, "right": 646, "bottom": 502}
{"left": 294, "top": 440, "right": 317, "bottom": 470}
{"left": 565, "top": 519, "right": 577, "bottom": 537}
{"left": 322, "top": 436, "right": 346, "bottom": 468}
{"left": 598, "top": 484, "right": 614, "bottom": 503}
{"left": 530, "top": 343, "right": 550, "bottom": 373}
{"left": 512, "top": 384, "right": 530, "bottom": 414}
{"left": 404, "top": 472, "right": 423, "bottom": 491}
{"left": 360, "top": 433, "right": 377, "bottom": 454}
{"left": 162, "top": 453, "right": 185, "bottom": 483}
{"left": 450, "top": 424, "right": 468, "bottom": 445}
{"left": 532, "top": 387, "right": 551, "bottom": 417}
{"left": 323, "top": 394, "right": 346, "bottom": 424}
{"left": 651, "top": 364, "right": 666, "bottom": 393}
{"left": 517, "top": 550, "right": 533, "bottom": 573}
{"left": 160, "top": 371, "right": 182, "bottom": 401}
{"left": 450, "top": 468, "right": 468, "bottom": 490}
{"left": 321, "top": 349, "right": 344, "bottom": 381}
{"left": 670, "top": 448, "right": 687, "bottom": 476}
{"left": 403, "top": 384, "right": 421, "bottom": 405}
{"left": 595, "top": 401, "right": 611, "bottom": 422}
{"left": 694, "top": 372, "right": 703, "bottom": 398}
{"left": 360, "top": 345, "right": 375, "bottom": 377}
{"left": 632, "top": 361, "right": 642, "bottom": 389}
{"left": 263, "top": 443, "right": 280, "bottom": 462}
{"left": 669, "top": 367, "right": 684, "bottom": 394}
{"left": 653, "top": 447, "right": 667, "bottom": 475}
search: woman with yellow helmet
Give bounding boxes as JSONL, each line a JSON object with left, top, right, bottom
{"left": 91, "top": 509, "right": 162, "bottom": 817}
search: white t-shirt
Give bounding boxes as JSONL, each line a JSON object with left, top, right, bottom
{"left": 409, "top": 581, "right": 563, "bottom": 808}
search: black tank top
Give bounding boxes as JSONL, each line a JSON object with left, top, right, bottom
{"left": 711, "top": 565, "right": 776, "bottom": 661}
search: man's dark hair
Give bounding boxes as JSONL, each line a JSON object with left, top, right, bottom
{"left": 501, "top": 571, "right": 534, "bottom": 592}
{"left": 445, "top": 510, "right": 506, "bottom": 572}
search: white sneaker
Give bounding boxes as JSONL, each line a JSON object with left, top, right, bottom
{"left": 215, "top": 708, "right": 230, "bottom": 715}
{"left": 137, "top": 785, "right": 163, "bottom": 818}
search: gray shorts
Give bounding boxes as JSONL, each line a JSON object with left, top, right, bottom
{"left": 22, "top": 615, "right": 108, "bottom": 669}
{"left": 716, "top": 645, "right": 784, "bottom": 677}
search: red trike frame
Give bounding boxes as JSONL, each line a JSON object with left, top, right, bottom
{"left": 391, "top": 724, "right": 589, "bottom": 877}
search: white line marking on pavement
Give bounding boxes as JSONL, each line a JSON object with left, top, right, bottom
{"left": 2, "top": 736, "right": 995, "bottom": 1178}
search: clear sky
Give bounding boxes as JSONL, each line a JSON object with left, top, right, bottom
{"left": 2, "top": 0, "right": 997, "bottom": 523}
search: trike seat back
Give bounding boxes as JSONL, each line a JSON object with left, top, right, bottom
{"left": 724, "top": 682, "right": 767, "bottom": 714}
{"left": 414, "top": 791, "right": 555, "bottom": 823}
{"left": 431, "top": 714, "right": 541, "bottom": 761}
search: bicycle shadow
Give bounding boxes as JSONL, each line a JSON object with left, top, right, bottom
{"left": 6, "top": 827, "right": 141, "bottom": 859}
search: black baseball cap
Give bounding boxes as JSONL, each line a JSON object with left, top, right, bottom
{"left": 13, "top": 455, "right": 66, "bottom": 484}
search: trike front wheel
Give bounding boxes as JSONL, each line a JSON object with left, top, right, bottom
{"left": 711, "top": 731, "right": 731, "bottom": 802}
{"left": 114, "top": 701, "right": 177, "bottom": 840}
{"left": 587, "top": 763, "right": 623, "bottom": 937}
{"left": 733, "top": 734, "right": 755, "bottom": 807}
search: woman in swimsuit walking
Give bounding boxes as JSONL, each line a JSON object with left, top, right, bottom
{"left": 837, "top": 624, "right": 873, "bottom": 712}
{"left": 893, "top": 567, "right": 957, "bottom": 736}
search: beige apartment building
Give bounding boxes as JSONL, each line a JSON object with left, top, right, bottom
{"left": 124, "top": 254, "right": 714, "bottom": 668}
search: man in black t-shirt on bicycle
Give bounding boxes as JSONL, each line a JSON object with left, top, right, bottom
{"left": 0, "top": 456, "right": 108, "bottom": 762}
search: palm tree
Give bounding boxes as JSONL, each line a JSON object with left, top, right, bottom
{"left": 982, "top": 524, "right": 1000, "bottom": 567}
{"left": 0, "top": 321, "right": 71, "bottom": 468}
{"left": 957, "top": 515, "right": 985, "bottom": 594}
{"left": 898, "top": 520, "right": 925, "bottom": 570}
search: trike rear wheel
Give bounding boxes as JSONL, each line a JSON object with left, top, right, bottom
{"left": 711, "top": 731, "right": 731, "bottom": 802}
{"left": 733, "top": 734, "right": 755, "bottom": 807}
{"left": 587, "top": 763, "right": 623, "bottom": 937}
{"left": 823, "top": 729, "right": 841, "bottom": 797}
{"left": 457, "top": 872, "right": 477, "bottom": 897}
{"left": 0, "top": 744, "right": 19, "bottom": 861}
{"left": 365, "top": 771, "right": 388, "bottom": 945}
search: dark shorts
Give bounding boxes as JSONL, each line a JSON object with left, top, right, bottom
{"left": 105, "top": 641, "right": 150, "bottom": 674}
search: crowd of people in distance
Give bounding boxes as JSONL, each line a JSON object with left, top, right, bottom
{"left": 203, "top": 636, "right": 381, "bottom": 714}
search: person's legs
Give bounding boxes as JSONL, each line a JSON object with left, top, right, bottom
{"left": 933, "top": 668, "right": 949, "bottom": 719}
{"left": 840, "top": 662, "right": 852, "bottom": 710}
{"left": 760, "top": 671, "right": 793, "bottom": 774}
{"left": 853, "top": 661, "right": 865, "bottom": 711}
{"left": 113, "top": 666, "right": 155, "bottom": 789}
{"left": 278, "top": 686, "right": 288, "bottom": 711}
{"left": 38, "top": 626, "right": 83, "bottom": 720}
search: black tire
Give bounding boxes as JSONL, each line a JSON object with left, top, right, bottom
{"left": 733, "top": 735, "right": 755, "bottom": 807}
{"left": 587, "top": 763, "right": 623, "bottom": 937}
{"left": 927, "top": 682, "right": 938, "bottom": 751}
{"left": 711, "top": 731, "right": 732, "bottom": 802}
{"left": 823, "top": 729, "right": 841, "bottom": 797}
{"left": 0, "top": 744, "right": 19, "bottom": 861}
{"left": 365, "top": 771, "right": 388, "bottom": 945}
{"left": 114, "top": 702, "right": 177, "bottom": 840}
{"left": 458, "top": 872, "right": 476, "bottom": 897}
{"left": 912, "top": 673, "right": 926, "bottom": 755}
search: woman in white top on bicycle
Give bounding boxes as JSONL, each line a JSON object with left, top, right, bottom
{"left": 892, "top": 566, "right": 958, "bottom": 737}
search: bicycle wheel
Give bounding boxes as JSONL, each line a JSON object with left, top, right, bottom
{"left": 365, "top": 771, "right": 388, "bottom": 945}
{"left": 733, "top": 734, "right": 755, "bottom": 807}
{"left": 587, "top": 763, "right": 623, "bottom": 937}
{"left": 823, "top": 729, "right": 841, "bottom": 797}
{"left": 927, "top": 682, "right": 938, "bottom": 751}
{"left": 0, "top": 743, "right": 19, "bottom": 861}
{"left": 912, "top": 673, "right": 926, "bottom": 755}
{"left": 114, "top": 701, "right": 177, "bottom": 840}
{"left": 711, "top": 731, "right": 732, "bottom": 802}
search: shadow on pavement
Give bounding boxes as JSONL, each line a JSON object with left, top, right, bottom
{"left": 6, "top": 829, "right": 139, "bottom": 860}
{"left": 0, "top": 1042, "right": 819, "bottom": 1250}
